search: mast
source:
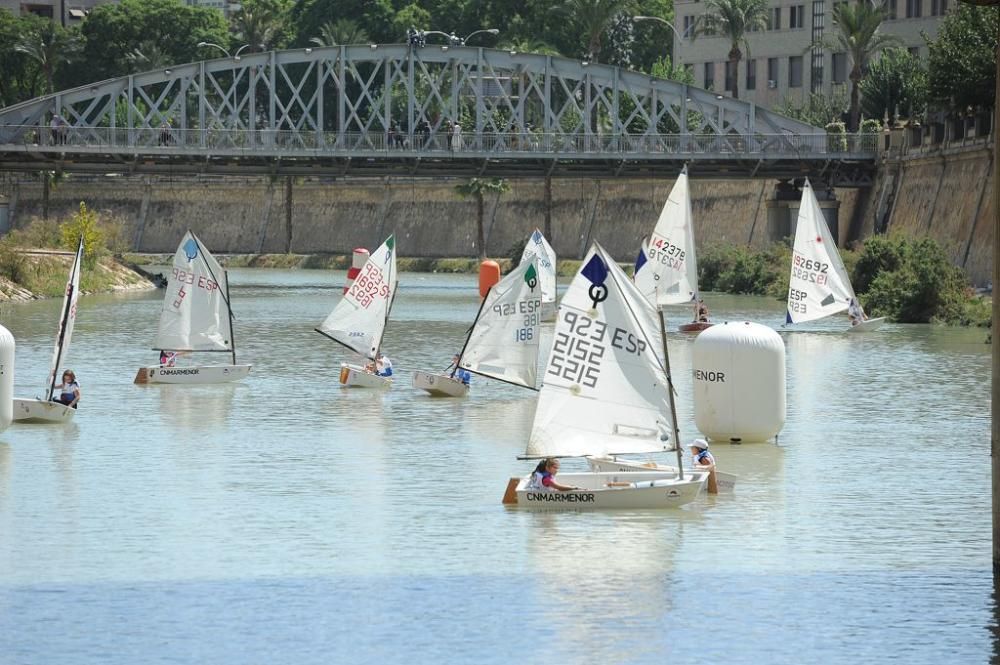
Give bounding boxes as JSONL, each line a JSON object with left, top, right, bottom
{"left": 224, "top": 271, "right": 236, "bottom": 366}
{"left": 451, "top": 286, "right": 491, "bottom": 378}
{"left": 47, "top": 237, "right": 82, "bottom": 398}
{"left": 658, "top": 306, "right": 685, "bottom": 479}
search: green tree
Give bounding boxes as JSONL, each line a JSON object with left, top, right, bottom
{"left": 776, "top": 91, "right": 849, "bottom": 126}
{"left": 309, "top": 19, "right": 369, "bottom": 47}
{"left": 815, "top": 1, "right": 900, "bottom": 131}
{"left": 859, "top": 47, "right": 927, "bottom": 124}
{"left": 78, "top": 0, "right": 230, "bottom": 81}
{"left": 230, "top": 0, "right": 291, "bottom": 53}
{"left": 924, "top": 4, "right": 999, "bottom": 112}
{"left": 695, "top": 0, "right": 769, "bottom": 100}
{"left": 455, "top": 178, "right": 511, "bottom": 260}
{"left": 14, "top": 19, "right": 80, "bottom": 95}
{"left": 556, "top": 0, "right": 637, "bottom": 62}
{"left": 61, "top": 202, "right": 104, "bottom": 266}
{"left": 0, "top": 10, "right": 49, "bottom": 106}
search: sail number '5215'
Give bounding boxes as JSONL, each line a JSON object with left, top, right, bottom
{"left": 792, "top": 254, "right": 829, "bottom": 285}
{"left": 548, "top": 310, "right": 647, "bottom": 388}
{"left": 348, "top": 264, "right": 390, "bottom": 308}
{"left": 492, "top": 298, "right": 542, "bottom": 341}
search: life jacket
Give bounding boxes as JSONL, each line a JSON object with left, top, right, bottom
{"left": 527, "top": 471, "right": 554, "bottom": 491}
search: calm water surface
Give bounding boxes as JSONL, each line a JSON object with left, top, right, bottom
{"left": 0, "top": 269, "right": 994, "bottom": 664}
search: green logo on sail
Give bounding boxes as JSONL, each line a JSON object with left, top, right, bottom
{"left": 524, "top": 264, "right": 538, "bottom": 290}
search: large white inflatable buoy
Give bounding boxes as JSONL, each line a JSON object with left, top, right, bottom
{"left": 692, "top": 321, "right": 785, "bottom": 443}
{"left": 0, "top": 324, "right": 13, "bottom": 433}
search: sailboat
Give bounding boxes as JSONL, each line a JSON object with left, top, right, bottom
{"left": 507, "top": 243, "right": 708, "bottom": 510}
{"left": 412, "top": 258, "right": 542, "bottom": 397}
{"left": 632, "top": 167, "right": 707, "bottom": 333}
{"left": 12, "top": 238, "right": 83, "bottom": 423}
{"left": 316, "top": 235, "right": 397, "bottom": 389}
{"left": 786, "top": 180, "right": 885, "bottom": 332}
{"left": 134, "top": 231, "right": 252, "bottom": 384}
{"left": 520, "top": 229, "right": 557, "bottom": 321}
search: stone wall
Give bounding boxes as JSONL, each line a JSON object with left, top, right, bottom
{"left": 5, "top": 174, "right": 868, "bottom": 263}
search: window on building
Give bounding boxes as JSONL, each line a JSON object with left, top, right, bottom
{"left": 767, "top": 57, "right": 779, "bottom": 88}
{"left": 906, "top": 0, "right": 921, "bottom": 17}
{"left": 887, "top": 0, "right": 897, "bottom": 18}
{"left": 931, "top": 0, "right": 948, "bottom": 15}
{"left": 789, "top": 56, "right": 803, "bottom": 88}
{"left": 790, "top": 5, "right": 806, "bottom": 28}
{"left": 683, "top": 15, "right": 695, "bottom": 39}
{"left": 746, "top": 59, "right": 757, "bottom": 90}
{"left": 831, "top": 52, "right": 847, "bottom": 84}
{"left": 908, "top": 46, "right": 920, "bottom": 57}
{"left": 769, "top": 7, "right": 782, "bottom": 30}
{"left": 704, "top": 62, "right": 714, "bottom": 90}
{"left": 725, "top": 61, "right": 735, "bottom": 92}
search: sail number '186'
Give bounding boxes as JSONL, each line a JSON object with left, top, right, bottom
{"left": 492, "top": 298, "right": 542, "bottom": 341}
{"left": 548, "top": 310, "right": 647, "bottom": 388}
{"left": 348, "top": 263, "right": 390, "bottom": 308}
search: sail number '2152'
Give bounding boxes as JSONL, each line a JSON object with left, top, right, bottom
{"left": 548, "top": 310, "right": 647, "bottom": 388}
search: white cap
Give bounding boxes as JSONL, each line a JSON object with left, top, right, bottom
{"left": 689, "top": 438, "right": 709, "bottom": 450}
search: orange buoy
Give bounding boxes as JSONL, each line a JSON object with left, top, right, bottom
{"left": 479, "top": 260, "right": 501, "bottom": 298}
{"left": 344, "top": 248, "right": 370, "bottom": 294}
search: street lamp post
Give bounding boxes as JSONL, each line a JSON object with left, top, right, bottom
{"left": 410, "top": 28, "right": 500, "bottom": 46}
{"left": 197, "top": 42, "right": 263, "bottom": 59}
{"left": 197, "top": 42, "right": 231, "bottom": 58}
{"left": 632, "top": 15, "right": 691, "bottom": 62}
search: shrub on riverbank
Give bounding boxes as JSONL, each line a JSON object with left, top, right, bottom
{"left": 699, "top": 242, "right": 794, "bottom": 298}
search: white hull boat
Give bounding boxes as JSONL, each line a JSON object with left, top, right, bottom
{"left": 134, "top": 364, "right": 252, "bottom": 385}
{"left": 511, "top": 471, "right": 707, "bottom": 510}
{"left": 586, "top": 456, "right": 737, "bottom": 492}
{"left": 847, "top": 317, "right": 886, "bottom": 333}
{"left": 12, "top": 398, "right": 76, "bottom": 423}
{"left": 412, "top": 370, "right": 468, "bottom": 397}
{"left": 340, "top": 363, "right": 392, "bottom": 389}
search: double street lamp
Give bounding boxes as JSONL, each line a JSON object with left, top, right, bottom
{"left": 408, "top": 28, "right": 499, "bottom": 47}
{"left": 196, "top": 42, "right": 261, "bottom": 59}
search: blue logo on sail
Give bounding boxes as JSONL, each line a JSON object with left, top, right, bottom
{"left": 582, "top": 254, "right": 609, "bottom": 308}
{"left": 183, "top": 238, "right": 199, "bottom": 261}
{"left": 532, "top": 229, "right": 543, "bottom": 244}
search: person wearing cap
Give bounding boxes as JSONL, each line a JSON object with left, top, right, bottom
{"left": 689, "top": 438, "right": 715, "bottom": 467}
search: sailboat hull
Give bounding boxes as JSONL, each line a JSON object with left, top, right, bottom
{"left": 412, "top": 370, "right": 468, "bottom": 397}
{"left": 586, "top": 456, "right": 737, "bottom": 492}
{"left": 512, "top": 471, "right": 706, "bottom": 510}
{"left": 847, "top": 317, "right": 886, "bottom": 333}
{"left": 340, "top": 363, "right": 392, "bottom": 389}
{"left": 134, "top": 364, "right": 252, "bottom": 384}
{"left": 678, "top": 321, "right": 713, "bottom": 333}
{"left": 12, "top": 398, "right": 76, "bottom": 423}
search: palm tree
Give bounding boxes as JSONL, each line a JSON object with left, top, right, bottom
{"left": 310, "top": 19, "right": 369, "bottom": 47}
{"left": 14, "top": 22, "right": 80, "bottom": 96}
{"left": 126, "top": 40, "right": 172, "bottom": 73}
{"left": 231, "top": 0, "right": 283, "bottom": 53}
{"left": 816, "top": 0, "right": 901, "bottom": 131}
{"left": 557, "top": 0, "right": 636, "bottom": 63}
{"left": 696, "top": 0, "right": 769, "bottom": 100}
{"left": 455, "top": 178, "right": 511, "bottom": 260}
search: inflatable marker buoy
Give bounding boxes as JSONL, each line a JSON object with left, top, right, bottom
{"left": 0, "top": 324, "right": 13, "bottom": 433}
{"left": 479, "top": 260, "right": 501, "bottom": 298}
{"left": 344, "top": 248, "right": 370, "bottom": 294}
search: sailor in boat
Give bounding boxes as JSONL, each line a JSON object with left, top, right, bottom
{"left": 375, "top": 354, "right": 393, "bottom": 377}
{"left": 848, "top": 298, "right": 868, "bottom": 327}
{"left": 51, "top": 370, "right": 81, "bottom": 409}
{"left": 694, "top": 299, "right": 710, "bottom": 323}
{"left": 689, "top": 439, "right": 715, "bottom": 468}
{"left": 526, "top": 458, "right": 580, "bottom": 492}
{"left": 448, "top": 354, "right": 472, "bottom": 386}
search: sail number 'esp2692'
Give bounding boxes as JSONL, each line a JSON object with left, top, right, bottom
{"left": 548, "top": 310, "right": 647, "bottom": 389}
{"left": 348, "top": 263, "right": 390, "bottom": 308}
{"left": 791, "top": 253, "right": 829, "bottom": 285}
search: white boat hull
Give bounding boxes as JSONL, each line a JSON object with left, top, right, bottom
{"left": 412, "top": 370, "right": 468, "bottom": 397}
{"left": 512, "top": 471, "right": 706, "bottom": 510}
{"left": 12, "top": 398, "right": 76, "bottom": 423}
{"left": 847, "top": 317, "right": 886, "bottom": 333}
{"left": 586, "top": 456, "right": 737, "bottom": 492}
{"left": 339, "top": 363, "right": 392, "bottom": 389}
{"left": 134, "top": 364, "right": 252, "bottom": 384}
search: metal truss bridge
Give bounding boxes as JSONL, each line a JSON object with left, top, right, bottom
{"left": 0, "top": 45, "right": 876, "bottom": 185}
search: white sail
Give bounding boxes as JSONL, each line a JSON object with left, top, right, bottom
{"left": 317, "top": 235, "right": 397, "bottom": 359}
{"left": 633, "top": 236, "right": 656, "bottom": 298}
{"left": 640, "top": 169, "right": 699, "bottom": 307}
{"left": 786, "top": 180, "right": 856, "bottom": 324}
{"left": 525, "top": 243, "right": 673, "bottom": 459}
{"left": 153, "top": 231, "right": 233, "bottom": 352}
{"left": 45, "top": 237, "right": 83, "bottom": 396}
{"left": 520, "top": 229, "right": 557, "bottom": 308}
{"left": 460, "top": 258, "right": 542, "bottom": 389}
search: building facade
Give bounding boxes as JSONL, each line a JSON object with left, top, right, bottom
{"left": 0, "top": 0, "right": 119, "bottom": 24}
{"left": 673, "top": 0, "right": 948, "bottom": 114}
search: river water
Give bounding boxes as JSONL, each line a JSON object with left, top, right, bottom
{"left": 0, "top": 269, "right": 993, "bottom": 664}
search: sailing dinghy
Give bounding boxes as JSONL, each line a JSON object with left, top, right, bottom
{"left": 786, "top": 180, "right": 885, "bottom": 332}
{"left": 508, "top": 243, "right": 707, "bottom": 510}
{"left": 316, "top": 235, "right": 397, "bottom": 389}
{"left": 413, "top": 258, "right": 542, "bottom": 397}
{"left": 519, "top": 229, "right": 557, "bottom": 321}
{"left": 134, "top": 231, "right": 251, "bottom": 385}
{"left": 632, "top": 167, "right": 708, "bottom": 332}
{"left": 12, "top": 238, "right": 83, "bottom": 423}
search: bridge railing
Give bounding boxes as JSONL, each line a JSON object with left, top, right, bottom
{"left": 0, "top": 125, "right": 878, "bottom": 157}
